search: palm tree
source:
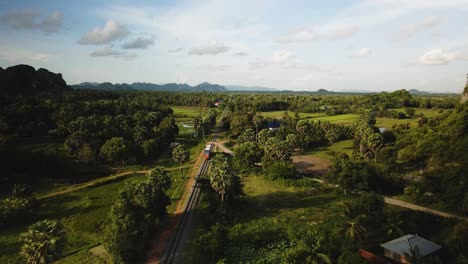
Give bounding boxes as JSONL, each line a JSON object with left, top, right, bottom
{"left": 252, "top": 114, "right": 264, "bottom": 142}
{"left": 192, "top": 116, "right": 202, "bottom": 137}
{"left": 298, "top": 229, "right": 331, "bottom": 264}
{"left": 20, "top": 219, "right": 65, "bottom": 264}
{"left": 342, "top": 202, "right": 367, "bottom": 240}
{"left": 209, "top": 155, "right": 233, "bottom": 202}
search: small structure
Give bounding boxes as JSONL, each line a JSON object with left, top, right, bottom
{"left": 214, "top": 99, "right": 224, "bottom": 107}
{"left": 358, "top": 249, "right": 389, "bottom": 264}
{"left": 268, "top": 121, "right": 281, "bottom": 131}
{"left": 378, "top": 127, "right": 388, "bottom": 133}
{"left": 380, "top": 234, "right": 441, "bottom": 263}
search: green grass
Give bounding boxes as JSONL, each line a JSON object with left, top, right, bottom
{"left": 305, "top": 139, "right": 354, "bottom": 160}
{"left": 261, "top": 111, "right": 358, "bottom": 125}
{"left": 224, "top": 175, "right": 353, "bottom": 259}
{"left": 0, "top": 173, "right": 145, "bottom": 264}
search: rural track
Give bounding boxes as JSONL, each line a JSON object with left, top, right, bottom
{"left": 160, "top": 105, "right": 229, "bottom": 264}
{"left": 38, "top": 170, "right": 149, "bottom": 199}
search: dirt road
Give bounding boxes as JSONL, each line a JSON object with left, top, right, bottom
{"left": 39, "top": 170, "right": 149, "bottom": 199}
{"left": 384, "top": 197, "right": 468, "bottom": 221}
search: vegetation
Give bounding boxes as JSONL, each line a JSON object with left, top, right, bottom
{"left": 1, "top": 75, "right": 466, "bottom": 263}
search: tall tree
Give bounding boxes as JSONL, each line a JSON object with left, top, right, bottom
{"left": 172, "top": 144, "right": 190, "bottom": 176}
{"left": 99, "top": 137, "right": 128, "bottom": 167}
{"left": 252, "top": 114, "right": 264, "bottom": 142}
{"left": 20, "top": 219, "right": 65, "bottom": 264}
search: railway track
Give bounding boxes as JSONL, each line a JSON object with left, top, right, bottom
{"left": 160, "top": 105, "right": 228, "bottom": 264}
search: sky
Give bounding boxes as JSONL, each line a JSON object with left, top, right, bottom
{"left": 0, "top": 0, "right": 468, "bottom": 93}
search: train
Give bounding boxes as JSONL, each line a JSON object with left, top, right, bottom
{"left": 204, "top": 144, "right": 213, "bottom": 159}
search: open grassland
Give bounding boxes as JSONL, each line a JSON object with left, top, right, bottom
{"left": 223, "top": 175, "right": 353, "bottom": 261}
{"left": 262, "top": 108, "right": 444, "bottom": 128}
{"left": 0, "top": 141, "right": 204, "bottom": 263}
{"left": 0, "top": 173, "right": 145, "bottom": 264}
{"left": 305, "top": 139, "right": 354, "bottom": 160}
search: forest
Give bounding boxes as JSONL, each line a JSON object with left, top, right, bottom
{"left": 0, "top": 82, "right": 467, "bottom": 264}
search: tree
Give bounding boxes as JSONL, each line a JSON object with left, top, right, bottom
{"left": 172, "top": 145, "right": 190, "bottom": 176}
{"left": 366, "top": 133, "right": 384, "bottom": 162}
{"left": 237, "top": 128, "right": 255, "bottom": 143}
{"left": 64, "top": 131, "right": 85, "bottom": 157}
{"left": 341, "top": 202, "right": 367, "bottom": 241}
{"left": 233, "top": 142, "right": 263, "bottom": 172}
{"left": 209, "top": 155, "right": 233, "bottom": 203}
{"left": 209, "top": 154, "right": 242, "bottom": 203}
{"left": 326, "top": 153, "right": 368, "bottom": 195}
{"left": 99, "top": 137, "right": 128, "bottom": 167}
{"left": 253, "top": 114, "right": 264, "bottom": 142}
{"left": 257, "top": 129, "right": 271, "bottom": 146}
{"left": 286, "top": 228, "right": 331, "bottom": 264}
{"left": 192, "top": 116, "right": 202, "bottom": 137}
{"left": 19, "top": 219, "right": 65, "bottom": 264}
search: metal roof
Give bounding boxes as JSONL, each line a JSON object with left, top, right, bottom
{"left": 380, "top": 234, "right": 441, "bottom": 257}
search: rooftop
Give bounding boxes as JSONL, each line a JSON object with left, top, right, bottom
{"left": 381, "top": 234, "right": 441, "bottom": 257}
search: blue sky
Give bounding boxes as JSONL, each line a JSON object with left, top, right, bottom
{"left": 1, "top": 0, "right": 468, "bottom": 92}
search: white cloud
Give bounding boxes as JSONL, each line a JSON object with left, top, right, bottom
{"left": 233, "top": 52, "right": 248, "bottom": 56}
{"left": 90, "top": 47, "right": 136, "bottom": 60}
{"left": 352, "top": 47, "right": 372, "bottom": 57}
{"left": 0, "top": 46, "right": 50, "bottom": 63}
{"left": 188, "top": 42, "right": 231, "bottom": 55}
{"left": 278, "top": 29, "right": 316, "bottom": 43}
{"left": 419, "top": 49, "right": 457, "bottom": 65}
{"left": 168, "top": 48, "right": 183, "bottom": 53}
{"left": 0, "top": 9, "right": 63, "bottom": 33}
{"left": 196, "top": 64, "right": 231, "bottom": 71}
{"left": 250, "top": 50, "right": 294, "bottom": 69}
{"left": 122, "top": 36, "right": 154, "bottom": 49}
{"left": 278, "top": 25, "right": 358, "bottom": 44}
{"left": 394, "top": 16, "right": 441, "bottom": 40}
{"left": 79, "top": 20, "right": 129, "bottom": 45}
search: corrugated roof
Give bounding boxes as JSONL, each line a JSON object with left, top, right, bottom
{"left": 380, "top": 234, "right": 441, "bottom": 257}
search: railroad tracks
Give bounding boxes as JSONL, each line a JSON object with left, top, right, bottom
{"left": 160, "top": 106, "right": 228, "bottom": 264}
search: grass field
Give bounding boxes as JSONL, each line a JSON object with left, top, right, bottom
{"left": 223, "top": 175, "right": 353, "bottom": 261}
{"left": 172, "top": 106, "right": 211, "bottom": 136}
{"left": 0, "top": 172, "right": 146, "bottom": 264}
{"left": 262, "top": 108, "right": 443, "bottom": 128}
{"left": 0, "top": 139, "right": 205, "bottom": 263}
{"left": 305, "top": 139, "right": 354, "bottom": 160}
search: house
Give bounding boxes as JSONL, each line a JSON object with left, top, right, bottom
{"left": 358, "top": 249, "right": 389, "bottom": 264}
{"left": 379, "top": 127, "right": 388, "bottom": 133}
{"left": 214, "top": 99, "right": 224, "bottom": 107}
{"left": 380, "top": 234, "right": 441, "bottom": 263}
{"left": 268, "top": 121, "right": 281, "bottom": 131}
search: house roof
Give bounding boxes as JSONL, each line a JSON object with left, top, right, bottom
{"left": 268, "top": 121, "right": 281, "bottom": 128}
{"left": 381, "top": 234, "right": 441, "bottom": 257}
{"left": 358, "top": 249, "right": 388, "bottom": 264}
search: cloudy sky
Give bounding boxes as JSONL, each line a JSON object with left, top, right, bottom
{"left": 1, "top": 0, "right": 468, "bottom": 92}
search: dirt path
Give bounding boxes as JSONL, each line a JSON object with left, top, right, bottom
{"left": 38, "top": 170, "right": 149, "bottom": 199}
{"left": 384, "top": 197, "right": 468, "bottom": 221}
{"left": 207, "top": 141, "right": 233, "bottom": 155}
{"left": 292, "top": 155, "right": 331, "bottom": 176}
{"left": 145, "top": 149, "right": 206, "bottom": 264}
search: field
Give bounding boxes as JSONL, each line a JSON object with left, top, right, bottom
{"left": 222, "top": 175, "right": 353, "bottom": 262}
{"left": 172, "top": 106, "right": 209, "bottom": 136}
{"left": 0, "top": 139, "right": 205, "bottom": 263}
{"left": 305, "top": 139, "right": 355, "bottom": 160}
{"left": 0, "top": 173, "right": 146, "bottom": 263}
{"left": 261, "top": 108, "right": 444, "bottom": 128}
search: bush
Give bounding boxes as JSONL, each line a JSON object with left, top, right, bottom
{"left": 264, "top": 161, "right": 297, "bottom": 180}
{"left": 0, "top": 197, "right": 36, "bottom": 228}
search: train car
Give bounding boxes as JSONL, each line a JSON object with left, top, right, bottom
{"left": 204, "top": 144, "right": 213, "bottom": 159}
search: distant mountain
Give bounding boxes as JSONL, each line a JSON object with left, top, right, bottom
{"left": 408, "top": 89, "right": 430, "bottom": 95}
{"left": 73, "top": 82, "right": 228, "bottom": 92}
{"left": 225, "top": 85, "right": 278, "bottom": 92}
{"left": 0, "top": 64, "right": 71, "bottom": 96}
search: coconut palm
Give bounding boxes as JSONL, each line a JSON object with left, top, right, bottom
{"left": 19, "top": 219, "right": 64, "bottom": 264}
{"left": 342, "top": 202, "right": 367, "bottom": 240}
{"left": 297, "top": 229, "right": 331, "bottom": 264}
{"left": 252, "top": 114, "right": 264, "bottom": 142}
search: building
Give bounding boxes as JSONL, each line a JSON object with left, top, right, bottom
{"left": 268, "top": 121, "right": 281, "bottom": 131}
{"left": 380, "top": 234, "right": 441, "bottom": 263}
